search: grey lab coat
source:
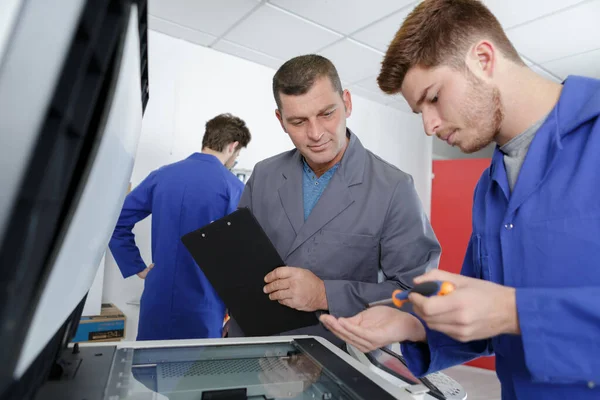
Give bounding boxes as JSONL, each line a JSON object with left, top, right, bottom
{"left": 232, "top": 130, "right": 441, "bottom": 346}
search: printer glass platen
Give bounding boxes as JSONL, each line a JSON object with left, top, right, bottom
{"left": 103, "top": 339, "right": 393, "bottom": 400}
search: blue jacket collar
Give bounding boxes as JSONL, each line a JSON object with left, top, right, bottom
{"left": 489, "top": 75, "right": 600, "bottom": 213}
{"left": 187, "top": 152, "right": 223, "bottom": 164}
{"left": 559, "top": 75, "right": 600, "bottom": 138}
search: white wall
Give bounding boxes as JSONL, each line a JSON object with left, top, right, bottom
{"left": 348, "top": 99, "right": 432, "bottom": 214}
{"left": 103, "top": 31, "right": 431, "bottom": 340}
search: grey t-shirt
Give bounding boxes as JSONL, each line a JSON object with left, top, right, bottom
{"left": 500, "top": 114, "right": 548, "bottom": 192}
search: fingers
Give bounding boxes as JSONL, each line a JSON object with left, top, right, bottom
{"left": 319, "top": 315, "right": 344, "bottom": 339}
{"left": 137, "top": 264, "right": 154, "bottom": 279}
{"left": 413, "top": 269, "right": 468, "bottom": 288}
{"left": 413, "top": 269, "right": 453, "bottom": 284}
{"left": 263, "top": 278, "right": 290, "bottom": 294}
{"left": 320, "top": 316, "right": 374, "bottom": 353}
{"left": 416, "top": 309, "right": 468, "bottom": 326}
{"left": 137, "top": 269, "right": 148, "bottom": 279}
{"left": 409, "top": 292, "right": 456, "bottom": 318}
{"left": 411, "top": 292, "right": 477, "bottom": 337}
{"left": 343, "top": 312, "right": 365, "bottom": 326}
{"left": 337, "top": 319, "right": 379, "bottom": 352}
{"left": 319, "top": 314, "right": 336, "bottom": 326}
{"left": 264, "top": 266, "right": 294, "bottom": 283}
{"left": 268, "top": 288, "right": 292, "bottom": 301}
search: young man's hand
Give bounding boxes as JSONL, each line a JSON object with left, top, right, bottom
{"left": 320, "top": 307, "right": 426, "bottom": 353}
{"left": 137, "top": 263, "right": 154, "bottom": 279}
{"left": 409, "top": 269, "right": 520, "bottom": 342}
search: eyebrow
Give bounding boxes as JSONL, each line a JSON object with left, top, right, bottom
{"left": 285, "top": 103, "right": 337, "bottom": 122}
{"left": 412, "top": 84, "right": 434, "bottom": 114}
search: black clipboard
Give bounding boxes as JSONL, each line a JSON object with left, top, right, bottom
{"left": 181, "top": 207, "right": 319, "bottom": 336}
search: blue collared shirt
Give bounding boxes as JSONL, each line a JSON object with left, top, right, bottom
{"left": 302, "top": 158, "right": 339, "bottom": 220}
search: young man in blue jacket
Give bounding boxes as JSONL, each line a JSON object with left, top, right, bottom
{"left": 109, "top": 113, "right": 251, "bottom": 341}
{"left": 321, "top": 0, "right": 600, "bottom": 398}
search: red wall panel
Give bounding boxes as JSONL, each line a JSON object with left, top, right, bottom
{"left": 431, "top": 159, "right": 496, "bottom": 371}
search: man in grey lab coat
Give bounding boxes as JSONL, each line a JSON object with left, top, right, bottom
{"left": 231, "top": 54, "right": 441, "bottom": 346}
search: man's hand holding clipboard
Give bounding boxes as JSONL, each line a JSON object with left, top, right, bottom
{"left": 263, "top": 266, "right": 328, "bottom": 312}
{"left": 181, "top": 207, "right": 319, "bottom": 337}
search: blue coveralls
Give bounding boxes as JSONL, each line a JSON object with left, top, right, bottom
{"left": 109, "top": 153, "right": 243, "bottom": 340}
{"left": 403, "top": 76, "right": 600, "bottom": 399}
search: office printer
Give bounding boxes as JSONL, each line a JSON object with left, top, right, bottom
{"left": 0, "top": 1, "right": 463, "bottom": 399}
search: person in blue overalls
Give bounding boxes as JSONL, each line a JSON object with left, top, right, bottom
{"left": 321, "top": 0, "right": 600, "bottom": 398}
{"left": 109, "top": 113, "right": 251, "bottom": 341}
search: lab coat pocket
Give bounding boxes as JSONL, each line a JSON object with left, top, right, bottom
{"left": 472, "top": 234, "right": 491, "bottom": 281}
{"left": 312, "top": 230, "right": 379, "bottom": 280}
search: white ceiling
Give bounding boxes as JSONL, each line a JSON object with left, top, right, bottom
{"left": 148, "top": 0, "right": 600, "bottom": 113}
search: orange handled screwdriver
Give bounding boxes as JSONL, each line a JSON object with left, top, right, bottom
{"left": 368, "top": 281, "right": 455, "bottom": 308}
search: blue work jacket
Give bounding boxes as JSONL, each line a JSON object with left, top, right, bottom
{"left": 109, "top": 153, "right": 243, "bottom": 340}
{"left": 402, "top": 76, "right": 600, "bottom": 399}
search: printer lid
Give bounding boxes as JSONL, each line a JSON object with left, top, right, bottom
{"left": 0, "top": 0, "right": 148, "bottom": 397}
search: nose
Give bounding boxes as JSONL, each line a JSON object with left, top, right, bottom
{"left": 306, "top": 119, "right": 324, "bottom": 142}
{"left": 422, "top": 108, "right": 441, "bottom": 137}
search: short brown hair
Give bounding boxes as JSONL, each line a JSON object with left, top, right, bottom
{"left": 378, "top": 0, "right": 524, "bottom": 94}
{"left": 202, "top": 113, "right": 251, "bottom": 152}
{"left": 273, "top": 55, "right": 343, "bottom": 109}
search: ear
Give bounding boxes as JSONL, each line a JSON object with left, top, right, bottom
{"left": 228, "top": 141, "right": 239, "bottom": 155}
{"left": 342, "top": 89, "right": 352, "bottom": 118}
{"left": 275, "top": 109, "right": 287, "bottom": 133}
{"left": 467, "top": 40, "right": 495, "bottom": 80}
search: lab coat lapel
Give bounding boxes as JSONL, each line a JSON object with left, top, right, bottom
{"left": 278, "top": 152, "right": 304, "bottom": 236}
{"left": 489, "top": 147, "right": 510, "bottom": 202}
{"left": 284, "top": 130, "right": 364, "bottom": 258}
{"left": 285, "top": 171, "right": 354, "bottom": 257}
{"left": 507, "top": 109, "right": 561, "bottom": 216}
